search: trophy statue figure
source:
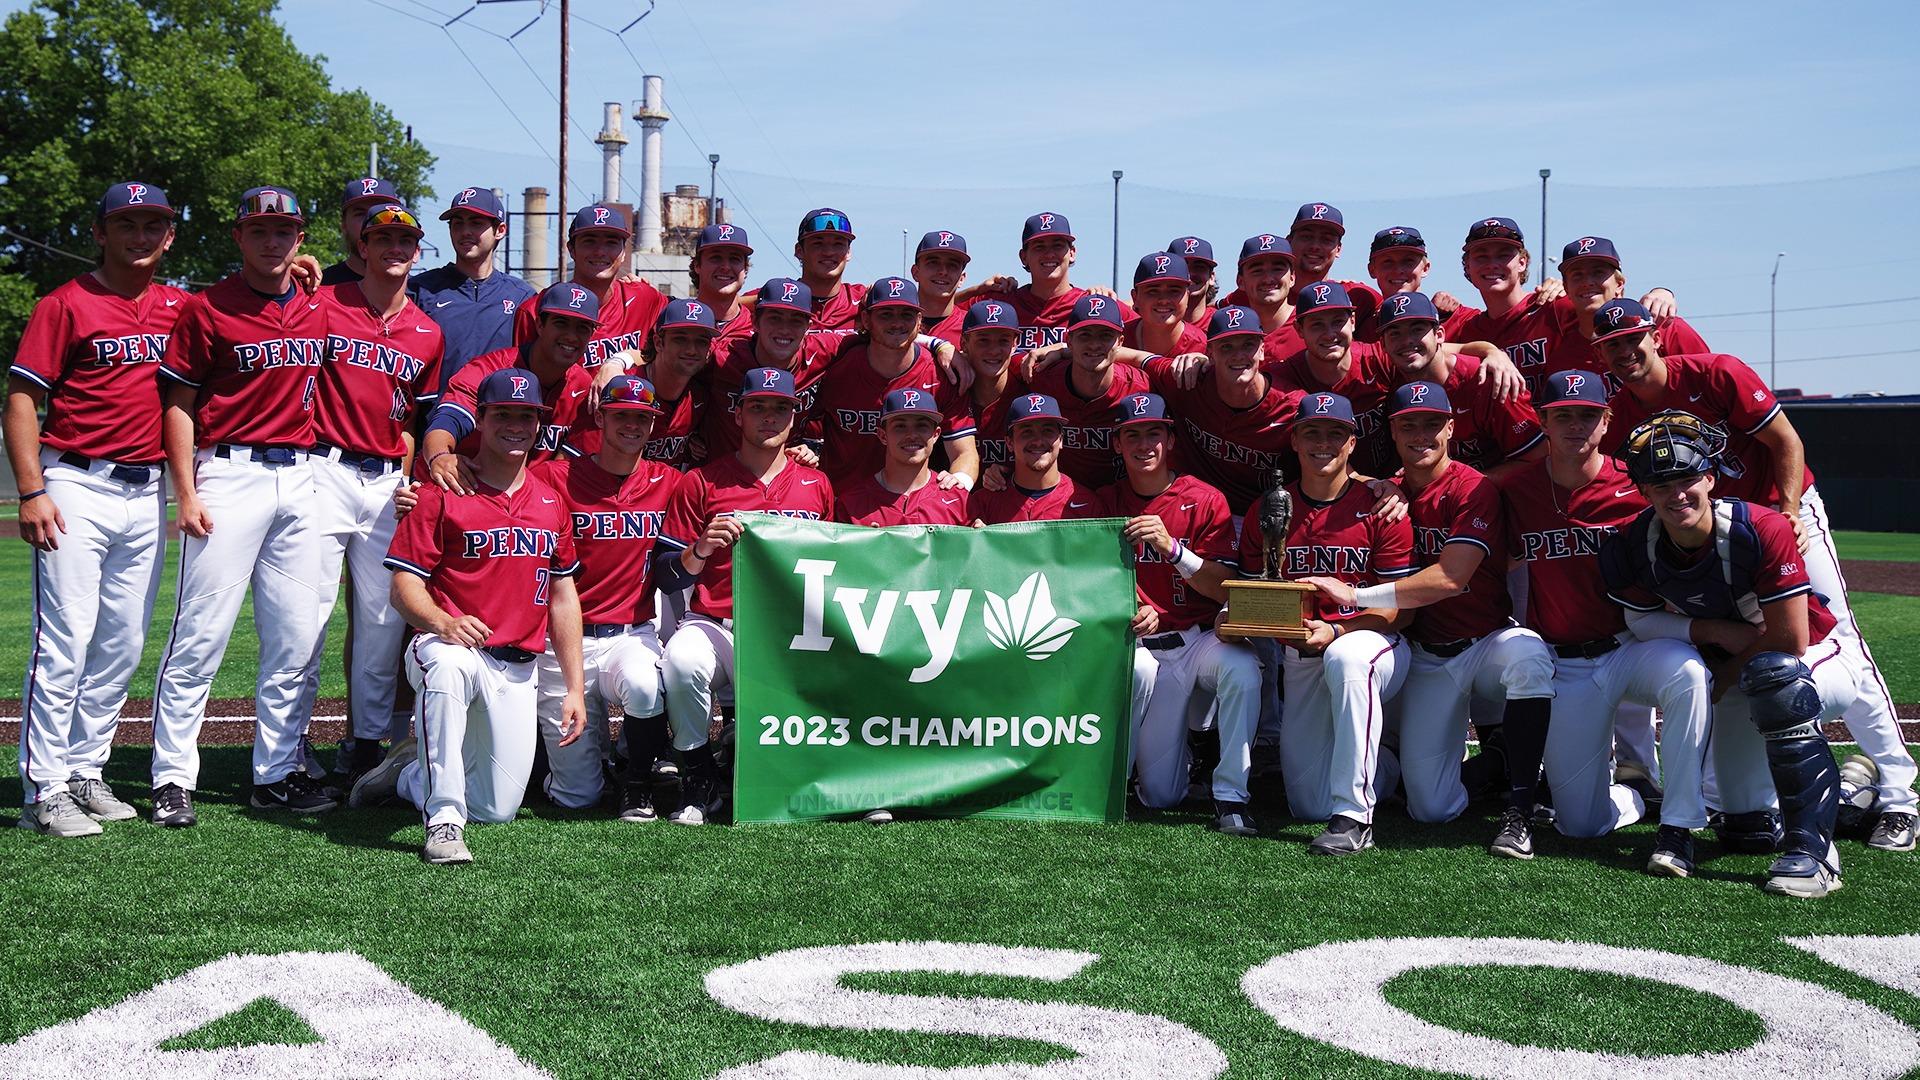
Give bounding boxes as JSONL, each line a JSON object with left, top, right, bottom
{"left": 1218, "top": 466, "right": 1312, "bottom": 640}
{"left": 1256, "top": 467, "right": 1292, "bottom": 582}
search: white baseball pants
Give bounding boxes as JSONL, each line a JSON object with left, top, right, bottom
{"left": 298, "top": 453, "right": 407, "bottom": 742}
{"left": 1545, "top": 637, "right": 1707, "bottom": 837}
{"left": 535, "top": 625, "right": 664, "bottom": 808}
{"left": 1132, "top": 629, "right": 1263, "bottom": 808}
{"left": 399, "top": 635, "right": 537, "bottom": 827}
{"left": 663, "top": 614, "right": 733, "bottom": 751}
{"left": 1280, "top": 630, "right": 1409, "bottom": 825}
{"left": 1393, "top": 626, "right": 1556, "bottom": 824}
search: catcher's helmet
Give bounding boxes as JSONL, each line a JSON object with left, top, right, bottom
{"left": 1622, "top": 411, "right": 1725, "bottom": 485}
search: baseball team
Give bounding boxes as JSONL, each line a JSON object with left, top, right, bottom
{"left": 9, "top": 178, "right": 1912, "bottom": 895}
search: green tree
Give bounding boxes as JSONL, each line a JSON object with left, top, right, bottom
{"left": 0, "top": 0, "right": 435, "bottom": 350}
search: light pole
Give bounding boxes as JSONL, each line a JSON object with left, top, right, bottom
{"left": 1111, "top": 170, "right": 1124, "bottom": 290}
{"left": 707, "top": 154, "right": 719, "bottom": 224}
{"left": 1771, "top": 251, "right": 1787, "bottom": 388}
{"left": 901, "top": 230, "right": 909, "bottom": 276}
{"left": 1538, "top": 168, "right": 1551, "bottom": 287}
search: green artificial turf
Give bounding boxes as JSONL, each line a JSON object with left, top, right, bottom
{"left": 1855, "top": 592, "right": 1920, "bottom": 705}
{"left": 1832, "top": 531, "right": 1920, "bottom": 563}
{"left": 2, "top": 747, "right": 1918, "bottom": 1078}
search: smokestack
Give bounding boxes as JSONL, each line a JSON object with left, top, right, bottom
{"left": 593, "top": 101, "right": 627, "bottom": 204}
{"left": 633, "top": 75, "right": 670, "bottom": 254}
{"left": 523, "top": 186, "right": 551, "bottom": 289}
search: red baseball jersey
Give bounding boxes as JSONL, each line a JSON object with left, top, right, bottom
{"left": 701, "top": 335, "right": 843, "bottom": 457}
{"left": 1266, "top": 344, "right": 1398, "bottom": 478}
{"left": 970, "top": 284, "right": 1134, "bottom": 354}
{"left": 1407, "top": 355, "right": 1543, "bottom": 472}
{"left": 1019, "top": 362, "right": 1150, "bottom": 489}
{"left": 1144, "top": 358, "right": 1300, "bottom": 510}
{"left": 834, "top": 474, "right": 972, "bottom": 527}
{"left": 922, "top": 305, "right": 968, "bottom": 344}
{"left": 531, "top": 455, "right": 680, "bottom": 625}
{"left": 160, "top": 275, "right": 326, "bottom": 449}
{"left": 1547, "top": 299, "right": 1709, "bottom": 396}
{"left": 812, "top": 343, "right": 975, "bottom": 491}
{"left": 1122, "top": 316, "right": 1209, "bottom": 356}
{"left": 1100, "top": 473, "right": 1236, "bottom": 632}
{"left": 659, "top": 454, "right": 834, "bottom": 620}
{"left": 10, "top": 273, "right": 190, "bottom": 463}
{"left": 384, "top": 474, "right": 580, "bottom": 654}
{"left": 512, "top": 277, "right": 667, "bottom": 369}
{"left": 315, "top": 282, "right": 443, "bottom": 459}
{"left": 1449, "top": 293, "right": 1568, "bottom": 400}
{"left": 1499, "top": 456, "right": 1647, "bottom": 645}
{"left": 968, "top": 475, "right": 1093, "bottom": 524}
{"left": 1357, "top": 298, "right": 1480, "bottom": 344}
{"left": 1239, "top": 479, "right": 1414, "bottom": 623}
{"left": 1403, "top": 461, "right": 1511, "bottom": 643}
{"left": 711, "top": 304, "right": 754, "bottom": 357}
{"left": 1601, "top": 352, "right": 1812, "bottom": 506}
{"left": 969, "top": 383, "right": 1024, "bottom": 475}
{"left": 432, "top": 345, "right": 594, "bottom": 468}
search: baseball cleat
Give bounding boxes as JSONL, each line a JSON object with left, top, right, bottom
{"left": 861, "top": 808, "right": 896, "bottom": 825}
{"left": 338, "top": 738, "right": 387, "bottom": 783}
{"left": 1309, "top": 815, "right": 1374, "bottom": 855}
{"left": 68, "top": 777, "right": 138, "bottom": 821}
{"left": 422, "top": 822, "right": 473, "bottom": 865}
{"left": 1837, "top": 755, "right": 1881, "bottom": 834}
{"left": 1613, "top": 760, "right": 1663, "bottom": 813}
{"left": 1488, "top": 806, "right": 1534, "bottom": 860}
{"left": 669, "top": 774, "right": 723, "bottom": 826}
{"left": 616, "top": 783, "right": 658, "bottom": 823}
{"left": 251, "top": 773, "right": 339, "bottom": 814}
{"left": 1646, "top": 825, "right": 1696, "bottom": 877}
{"left": 18, "top": 792, "right": 103, "bottom": 837}
{"left": 348, "top": 737, "right": 417, "bottom": 809}
{"left": 1762, "top": 853, "right": 1842, "bottom": 898}
{"left": 1210, "top": 801, "right": 1259, "bottom": 837}
{"left": 1714, "top": 809, "right": 1782, "bottom": 853}
{"left": 650, "top": 756, "right": 680, "bottom": 778}
{"left": 150, "top": 783, "right": 197, "bottom": 828}
{"left": 1869, "top": 811, "right": 1917, "bottom": 853}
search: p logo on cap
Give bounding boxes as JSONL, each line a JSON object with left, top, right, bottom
{"left": 764, "top": 369, "right": 781, "bottom": 387}
{"left": 569, "top": 287, "right": 589, "bottom": 308}
{"left": 126, "top": 184, "right": 148, "bottom": 204}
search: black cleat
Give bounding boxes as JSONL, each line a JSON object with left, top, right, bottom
{"left": 1309, "top": 814, "right": 1374, "bottom": 855}
{"left": 1489, "top": 806, "right": 1534, "bottom": 860}
{"left": 1647, "top": 825, "right": 1696, "bottom": 877}
{"left": 251, "top": 772, "right": 339, "bottom": 814}
{"left": 151, "top": 783, "right": 197, "bottom": 828}
{"left": 1210, "top": 800, "right": 1258, "bottom": 837}
{"left": 669, "top": 774, "right": 723, "bottom": 826}
{"left": 1869, "top": 811, "right": 1917, "bottom": 853}
{"left": 617, "top": 783, "right": 658, "bottom": 823}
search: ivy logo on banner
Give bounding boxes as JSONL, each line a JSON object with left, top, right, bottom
{"left": 983, "top": 572, "right": 1079, "bottom": 661}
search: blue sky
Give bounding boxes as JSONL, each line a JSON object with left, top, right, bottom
{"left": 15, "top": 1, "right": 1920, "bottom": 392}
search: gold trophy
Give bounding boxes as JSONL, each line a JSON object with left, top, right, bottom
{"left": 1218, "top": 468, "right": 1314, "bottom": 641}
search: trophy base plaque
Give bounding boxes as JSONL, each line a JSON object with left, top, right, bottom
{"left": 1217, "top": 579, "right": 1315, "bottom": 641}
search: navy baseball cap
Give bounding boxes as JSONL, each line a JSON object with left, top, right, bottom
{"left": 1370, "top": 226, "right": 1426, "bottom": 256}
{"left": 440, "top": 186, "right": 505, "bottom": 222}
{"left": 1296, "top": 391, "right": 1358, "bottom": 429}
{"left": 1066, "top": 293, "right": 1124, "bottom": 334}
{"left": 964, "top": 299, "right": 1018, "bottom": 335}
{"left": 1207, "top": 305, "right": 1263, "bottom": 341}
{"left": 880, "top": 386, "right": 942, "bottom": 422}
{"left": 1292, "top": 202, "right": 1345, "bottom": 234}
{"left": 341, "top": 177, "right": 398, "bottom": 208}
{"left": 866, "top": 276, "right": 920, "bottom": 310}
{"left": 1008, "top": 392, "right": 1064, "bottom": 427}
{"left": 696, "top": 222, "right": 752, "bottom": 254}
{"left": 537, "top": 282, "right": 601, "bottom": 324}
{"left": 1115, "top": 392, "right": 1174, "bottom": 429}
{"left": 1022, "top": 212, "right": 1073, "bottom": 247}
{"left": 1389, "top": 380, "right": 1453, "bottom": 418}
{"left": 1562, "top": 235, "right": 1621, "bottom": 268}
{"left": 657, "top": 296, "right": 717, "bottom": 332}
{"left": 1592, "top": 298, "right": 1658, "bottom": 343}
{"left": 1238, "top": 233, "right": 1293, "bottom": 265}
{"left": 98, "top": 181, "right": 173, "bottom": 219}
{"left": 360, "top": 203, "right": 424, "bottom": 239}
{"left": 1464, "top": 216, "right": 1525, "bottom": 249}
{"left": 1133, "top": 251, "right": 1190, "bottom": 288}
{"left": 916, "top": 230, "right": 969, "bottom": 261}
{"left": 1538, "top": 369, "right": 1609, "bottom": 409}
{"left": 797, "top": 207, "right": 854, "bottom": 240}
{"left": 477, "top": 369, "right": 551, "bottom": 412}
{"left": 1168, "top": 236, "right": 1215, "bottom": 266}
{"left": 570, "top": 203, "right": 631, "bottom": 239}
{"left": 756, "top": 277, "right": 813, "bottom": 315}
{"left": 1296, "top": 280, "right": 1355, "bottom": 317}
{"left": 236, "top": 186, "right": 305, "bottom": 225}
{"left": 741, "top": 366, "right": 800, "bottom": 402}
{"left": 600, "top": 374, "right": 663, "bottom": 414}
{"left": 1376, "top": 291, "right": 1441, "bottom": 329}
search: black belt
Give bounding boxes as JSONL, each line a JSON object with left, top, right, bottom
{"left": 1142, "top": 632, "right": 1187, "bottom": 651}
{"left": 57, "top": 451, "right": 154, "bottom": 486}
{"left": 1553, "top": 637, "right": 1621, "bottom": 660}
{"left": 314, "top": 442, "right": 399, "bottom": 474}
{"left": 483, "top": 645, "right": 538, "bottom": 664}
{"left": 1417, "top": 636, "right": 1479, "bottom": 658}
{"left": 214, "top": 443, "right": 301, "bottom": 465}
{"left": 583, "top": 622, "right": 641, "bottom": 638}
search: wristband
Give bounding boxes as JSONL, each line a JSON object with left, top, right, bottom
{"left": 949, "top": 472, "right": 975, "bottom": 492}
{"left": 1172, "top": 540, "right": 1205, "bottom": 579}
{"left": 426, "top": 450, "right": 453, "bottom": 466}
{"left": 1331, "top": 622, "right": 1345, "bottom": 639}
{"left": 1353, "top": 583, "right": 1397, "bottom": 609}
{"left": 18, "top": 489, "right": 47, "bottom": 504}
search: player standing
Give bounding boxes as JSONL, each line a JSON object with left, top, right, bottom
{"left": 411, "top": 186, "right": 535, "bottom": 391}
{"left": 1287, "top": 203, "right": 1384, "bottom": 326}
{"left": 511, "top": 204, "right": 666, "bottom": 368}
{"left": 1218, "top": 234, "right": 1302, "bottom": 360}
{"left": 9, "top": 182, "right": 186, "bottom": 836}
{"left": 835, "top": 389, "right": 974, "bottom": 527}
{"left": 971, "top": 213, "right": 1130, "bottom": 353}
{"left": 1375, "top": 292, "right": 1543, "bottom": 477}
{"left": 151, "top": 186, "right": 330, "bottom": 825}
{"left": 1545, "top": 237, "right": 1702, "bottom": 392}
{"left": 1166, "top": 236, "right": 1218, "bottom": 327}
{"left": 1361, "top": 228, "right": 1475, "bottom": 341}
{"left": 787, "top": 208, "right": 866, "bottom": 340}
{"left": 686, "top": 223, "right": 754, "bottom": 351}
{"left": 957, "top": 300, "right": 1025, "bottom": 478}
{"left": 617, "top": 297, "right": 715, "bottom": 467}
{"left": 910, "top": 230, "right": 974, "bottom": 340}
{"left": 702, "top": 278, "right": 839, "bottom": 458}
{"left": 1123, "top": 253, "right": 1210, "bottom": 357}
{"left": 1019, "top": 294, "right": 1148, "bottom": 488}
{"left": 655, "top": 368, "right": 835, "bottom": 825}
{"left": 353, "top": 370, "right": 585, "bottom": 863}
{"left": 967, "top": 394, "right": 1091, "bottom": 524}
{"left": 319, "top": 177, "right": 399, "bottom": 285}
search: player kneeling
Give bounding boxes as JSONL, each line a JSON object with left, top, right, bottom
{"left": 1242, "top": 393, "right": 1414, "bottom": 855}
{"left": 1097, "top": 394, "right": 1262, "bottom": 836}
{"left": 353, "top": 370, "right": 587, "bottom": 864}
{"left": 1603, "top": 420, "right": 1858, "bottom": 897}
{"left": 529, "top": 375, "right": 682, "bottom": 821}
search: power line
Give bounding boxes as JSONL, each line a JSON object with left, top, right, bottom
{"left": 1777, "top": 348, "right": 1920, "bottom": 366}
{"left": 1685, "top": 295, "right": 1920, "bottom": 321}
{"left": 1712, "top": 316, "right": 1920, "bottom": 335}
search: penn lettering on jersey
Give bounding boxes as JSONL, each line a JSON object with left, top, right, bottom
{"left": 1181, "top": 417, "right": 1285, "bottom": 473}
{"left": 1518, "top": 525, "right": 1617, "bottom": 561}
{"left": 460, "top": 526, "right": 559, "bottom": 559}
{"left": 1283, "top": 545, "right": 1376, "bottom": 576}
{"left": 232, "top": 337, "right": 327, "bottom": 372}
{"left": 90, "top": 333, "right": 169, "bottom": 366}
{"left": 1413, "top": 524, "right": 1451, "bottom": 557}
{"left": 1018, "top": 325, "right": 1068, "bottom": 352}
{"left": 583, "top": 331, "right": 645, "bottom": 368}
{"left": 571, "top": 509, "right": 665, "bottom": 541}
{"left": 1509, "top": 337, "right": 1550, "bottom": 373}
{"left": 1061, "top": 425, "right": 1113, "bottom": 453}
{"left": 323, "top": 334, "right": 431, "bottom": 382}
{"left": 645, "top": 434, "right": 689, "bottom": 462}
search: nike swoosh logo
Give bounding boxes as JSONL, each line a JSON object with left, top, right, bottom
{"left": 942, "top": 497, "right": 959, "bottom": 505}
{"left": 648, "top": 475, "right": 664, "bottom": 483}
{"left": 1180, "top": 503, "right": 1196, "bottom": 511}
{"left": 165, "top": 299, "right": 179, "bottom": 307}
{"left": 571, "top": 389, "right": 588, "bottom": 398}
{"left": 1614, "top": 488, "right": 1636, "bottom": 498}
{"left": 801, "top": 478, "right": 820, "bottom": 486}
{"left": 1355, "top": 511, "right": 1371, "bottom": 518}
{"left": 415, "top": 326, "right": 432, "bottom": 333}
{"left": 1068, "top": 501, "right": 1090, "bottom": 508}
{"left": 435, "top": 300, "right": 455, "bottom": 308}
{"left": 920, "top": 382, "right": 937, "bottom": 390}
{"left": 541, "top": 498, "right": 555, "bottom": 504}
{"left": 1687, "top": 393, "right": 1704, "bottom": 402}
{"left": 307, "top": 302, "right": 320, "bottom": 310}
{"left": 1264, "top": 421, "right": 1283, "bottom": 429}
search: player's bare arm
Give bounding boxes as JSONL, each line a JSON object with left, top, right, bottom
{"left": 420, "top": 426, "right": 477, "bottom": 497}
{"left": 544, "top": 573, "right": 589, "bottom": 746}
{"left": 1752, "top": 414, "right": 1810, "bottom": 551}
{"left": 936, "top": 434, "right": 979, "bottom": 489}
{"left": 1130, "top": 603, "right": 1160, "bottom": 637}
{"left": 4, "top": 383, "right": 64, "bottom": 551}
{"left": 1301, "top": 538, "right": 1485, "bottom": 612}
{"left": 681, "top": 513, "right": 744, "bottom": 575}
{"left": 161, "top": 380, "right": 211, "bottom": 538}
{"left": 390, "top": 570, "right": 491, "bottom": 648}
{"left": 1445, "top": 341, "right": 1524, "bottom": 400}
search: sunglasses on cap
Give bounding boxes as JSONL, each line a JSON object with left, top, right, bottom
{"left": 801, "top": 211, "right": 852, "bottom": 235}
{"left": 362, "top": 205, "right": 422, "bottom": 232}
{"left": 604, "top": 380, "right": 660, "bottom": 409}
{"left": 239, "top": 190, "right": 301, "bottom": 218}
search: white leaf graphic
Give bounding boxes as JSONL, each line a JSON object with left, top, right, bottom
{"left": 984, "top": 572, "right": 1079, "bottom": 661}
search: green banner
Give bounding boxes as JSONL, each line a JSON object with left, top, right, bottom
{"left": 731, "top": 516, "right": 1136, "bottom": 824}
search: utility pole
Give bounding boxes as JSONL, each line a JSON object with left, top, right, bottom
{"left": 369, "top": 142, "right": 378, "bottom": 179}
{"left": 1771, "top": 252, "right": 1787, "bottom": 388}
{"left": 1111, "top": 170, "right": 1124, "bottom": 290}
{"left": 901, "top": 230, "right": 909, "bottom": 276}
{"left": 557, "top": 0, "right": 571, "bottom": 282}
{"left": 708, "top": 154, "right": 720, "bottom": 224}
{"left": 1537, "top": 168, "right": 1550, "bottom": 287}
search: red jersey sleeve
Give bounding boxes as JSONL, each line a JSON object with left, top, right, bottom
{"left": 1141, "top": 354, "right": 1182, "bottom": 397}
{"left": 10, "top": 291, "right": 74, "bottom": 387}
{"left": 1658, "top": 316, "right": 1710, "bottom": 356}
{"left": 938, "top": 380, "right": 976, "bottom": 441}
{"left": 159, "top": 295, "right": 214, "bottom": 387}
{"left": 1192, "top": 488, "right": 1236, "bottom": 565}
{"left": 414, "top": 334, "right": 445, "bottom": 405}
{"left": 384, "top": 481, "right": 447, "bottom": 578}
{"left": 1448, "top": 475, "right": 1504, "bottom": 554}
{"left": 661, "top": 469, "right": 707, "bottom": 549}
{"left": 552, "top": 505, "right": 581, "bottom": 576}
{"left": 1371, "top": 513, "right": 1415, "bottom": 580}
{"left": 1490, "top": 388, "right": 1544, "bottom": 459}
{"left": 1714, "top": 356, "right": 1781, "bottom": 436}
{"left": 1749, "top": 506, "right": 1813, "bottom": 603}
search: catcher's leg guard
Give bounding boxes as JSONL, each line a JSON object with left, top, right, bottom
{"left": 1738, "top": 652, "right": 1840, "bottom": 880}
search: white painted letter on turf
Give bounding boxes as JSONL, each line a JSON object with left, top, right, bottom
{"left": 1785, "top": 934, "right": 1920, "bottom": 998}
{"left": 705, "top": 940, "right": 1226, "bottom": 1079}
{"left": 1241, "top": 936, "right": 1920, "bottom": 1079}
{"left": 0, "top": 951, "right": 553, "bottom": 1079}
